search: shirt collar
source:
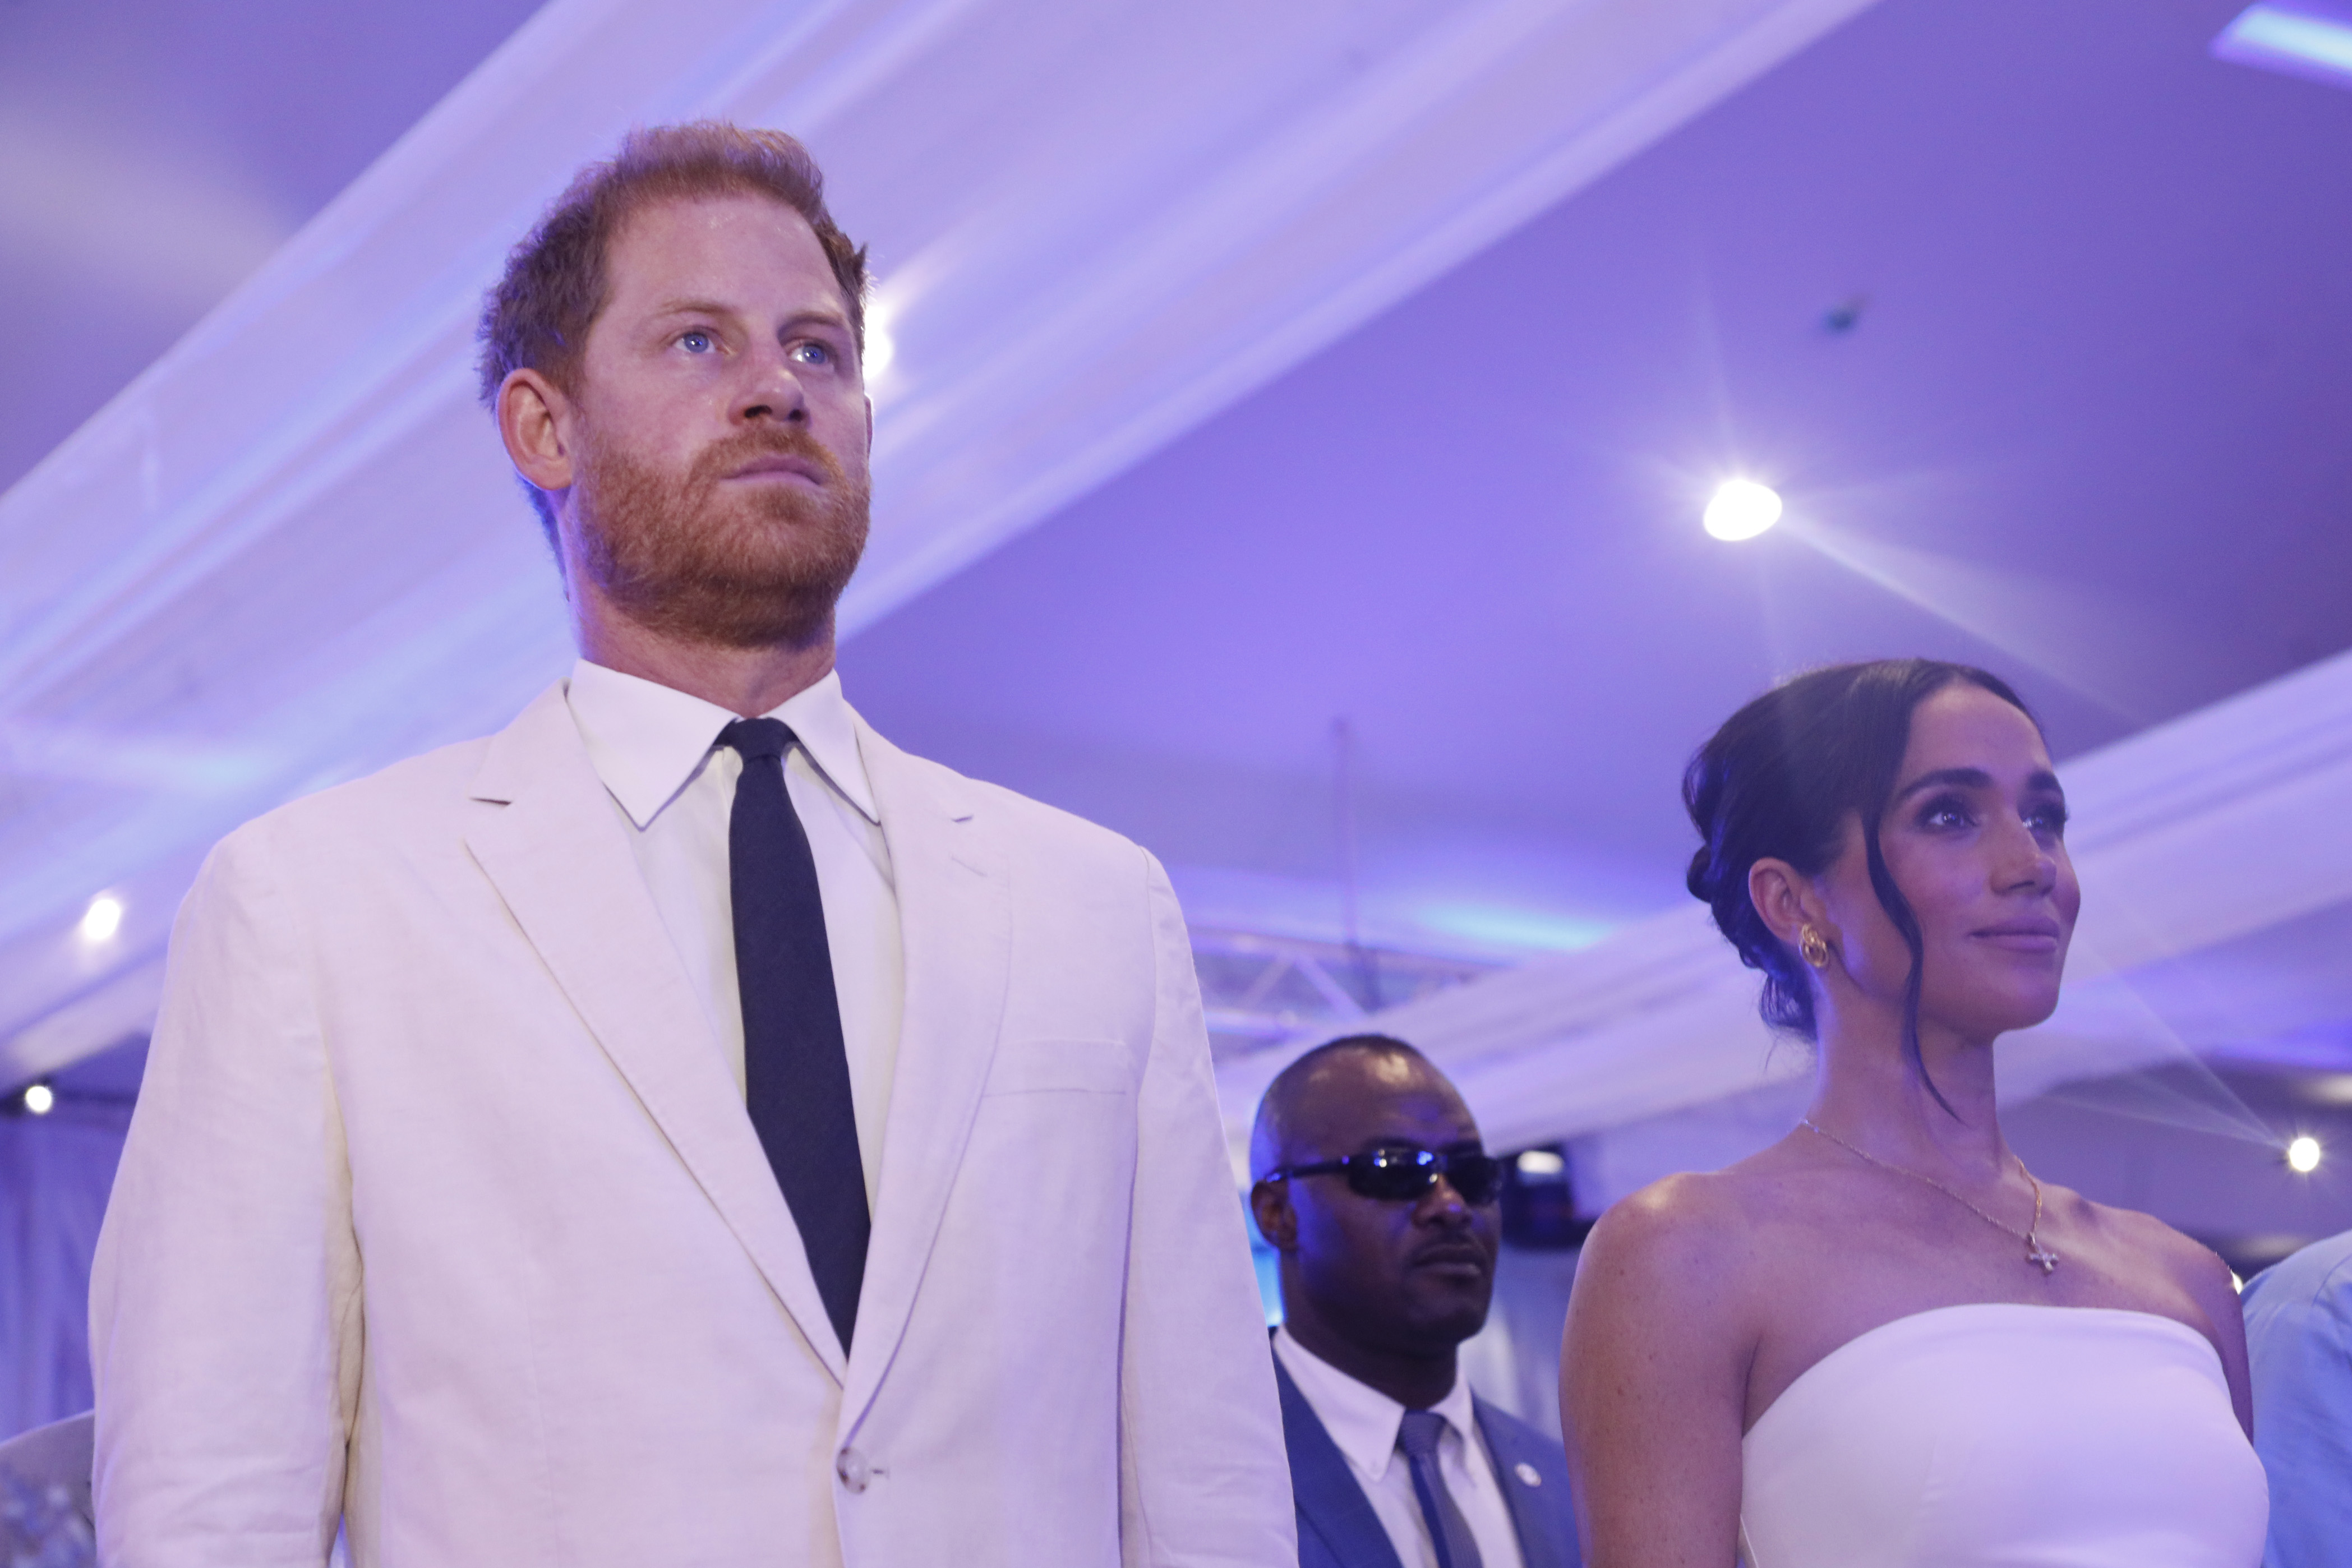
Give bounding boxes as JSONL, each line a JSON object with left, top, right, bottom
{"left": 1273, "top": 1324, "right": 1479, "bottom": 1483}
{"left": 566, "top": 658, "right": 880, "bottom": 829}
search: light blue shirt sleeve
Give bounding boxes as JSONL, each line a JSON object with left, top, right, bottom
{"left": 2243, "top": 1230, "right": 2352, "bottom": 1568}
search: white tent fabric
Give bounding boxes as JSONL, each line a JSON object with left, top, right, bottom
{"left": 0, "top": 0, "right": 1880, "bottom": 1088}
{"left": 1217, "top": 645, "right": 2352, "bottom": 1177}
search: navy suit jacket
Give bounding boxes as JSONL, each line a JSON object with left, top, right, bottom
{"left": 1275, "top": 1353, "right": 1581, "bottom": 1568}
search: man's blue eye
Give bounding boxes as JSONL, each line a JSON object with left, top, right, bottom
{"left": 680, "top": 331, "right": 713, "bottom": 353}
{"left": 792, "top": 342, "right": 832, "bottom": 365}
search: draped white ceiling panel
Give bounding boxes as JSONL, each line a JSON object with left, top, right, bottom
{"left": 1216, "top": 646, "right": 2352, "bottom": 1170}
{"left": 0, "top": 0, "right": 1884, "bottom": 1082}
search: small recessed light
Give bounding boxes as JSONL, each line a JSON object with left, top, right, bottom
{"left": 1515, "top": 1150, "right": 1566, "bottom": 1179}
{"left": 80, "top": 894, "right": 124, "bottom": 944}
{"left": 22, "top": 1083, "right": 55, "bottom": 1116}
{"left": 1704, "top": 479, "right": 1783, "bottom": 541}
{"left": 2288, "top": 1135, "right": 2323, "bottom": 1173}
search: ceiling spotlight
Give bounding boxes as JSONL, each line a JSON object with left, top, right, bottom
{"left": 80, "top": 893, "right": 124, "bottom": 944}
{"left": 2288, "top": 1135, "right": 2323, "bottom": 1174}
{"left": 1704, "top": 479, "right": 1783, "bottom": 541}
{"left": 1515, "top": 1149, "right": 1566, "bottom": 1179}
{"left": 2213, "top": 5, "right": 2352, "bottom": 90}
{"left": 21, "top": 1083, "right": 55, "bottom": 1116}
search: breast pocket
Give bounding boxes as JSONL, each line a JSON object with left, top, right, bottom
{"left": 981, "top": 1037, "right": 1138, "bottom": 1097}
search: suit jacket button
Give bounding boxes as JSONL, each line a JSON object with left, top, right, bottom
{"left": 1514, "top": 1461, "right": 1542, "bottom": 1487}
{"left": 837, "top": 1448, "right": 871, "bottom": 1492}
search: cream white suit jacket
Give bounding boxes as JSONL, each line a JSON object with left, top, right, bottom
{"left": 88, "top": 682, "right": 1294, "bottom": 1568}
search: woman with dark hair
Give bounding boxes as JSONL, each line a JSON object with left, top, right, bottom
{"left": 1560, "top": 660, "right": 2266, "bottom": 1567}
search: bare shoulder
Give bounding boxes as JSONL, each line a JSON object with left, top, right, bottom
{"left": 2074, "top": 1186, "right": 2233, "bottom": 1289}
{"left": 2148, "top": 1215, "right": 2244, "bottom": 1326}
{"left": 2054, "top": 1184, "right": 2243, "bottom": 1335}
{"left": 2062, "top": 1187, "right": 2254, "bottom": 1427}
{"left": 1580, "top": 1167, "right": 1769, "bottom": 1296}
{"left": 1566, "top": 1166, "right": 1775, "bottom": 1568}
{"left": 1567, "top": 1166, "right": 1769, "bottom": 1437}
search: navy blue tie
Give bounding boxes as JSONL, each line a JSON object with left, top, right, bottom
{"left": 1398, "top": 1410, "right": 1484, "bottom": 1568}
{"left": 718, "top": 718, "right": 868, "bottom": 1353}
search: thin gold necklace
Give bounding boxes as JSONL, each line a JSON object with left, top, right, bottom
{"left": 1801, "top": 1118, "right": 2060, "bottom": 1275}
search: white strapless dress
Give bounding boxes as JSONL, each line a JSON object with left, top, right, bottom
{"left": 1739, "top": 1303, "right": 2267, "bottom": 1567}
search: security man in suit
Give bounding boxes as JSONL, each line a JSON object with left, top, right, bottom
{"left": 1250, "top": 1034, "right": 1581, "bottom": 1568}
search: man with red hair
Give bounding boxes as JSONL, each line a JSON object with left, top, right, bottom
{"left": 91, "top": 123, "right": 1292, "bottom": 1568}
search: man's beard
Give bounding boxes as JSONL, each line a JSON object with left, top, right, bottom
{"left": 570, "top": 423, "right": 870, "bottom": 650}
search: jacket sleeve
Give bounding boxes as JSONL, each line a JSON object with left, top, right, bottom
{"left": 2245, "top": 1255, "right": 2352, "bottom": 1568}
{"left": 89, "top": 817, "right": 362, "bottom": 1566}
{"left": 1118, "top": 849, "right": 1297, "bottom": 1566}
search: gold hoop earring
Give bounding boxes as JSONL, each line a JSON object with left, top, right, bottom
{"left": 1798, "top": 925, "right": 1832, "bottom": 970}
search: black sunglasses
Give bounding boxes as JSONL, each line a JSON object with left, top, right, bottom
{"left": 1268, "top": 1147, "right": 1503, "bottom": 1206}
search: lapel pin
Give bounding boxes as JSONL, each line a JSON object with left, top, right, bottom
{"left": 1515, "top": 1461, "right": 1542, "bottom": 1487}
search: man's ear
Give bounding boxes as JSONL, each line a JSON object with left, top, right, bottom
{"left": 1248, "top": 1180, "right": 1297, "bottom": 1253}
{"left": 498, "top": 367, "right": 578, "bottom": 494}
{"left": 1748, "top": 856, "right": 1829, "bottom": 954}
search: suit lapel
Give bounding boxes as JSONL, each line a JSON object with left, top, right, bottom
{"left": 1274, "top": 1354, "right": 1408, "bottom": 1568}
{"left": 837, "top": 721, "right": 1012, "bottom": 1426}
{"left": 1477, "top": 1399, "right": 1574, "bottom": 1568}
{"left": 464, "top": 682, "right": 847, "bottom": 1381}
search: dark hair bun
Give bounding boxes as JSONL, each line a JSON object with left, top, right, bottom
{"left": 1684, "top": 846, "right": 1714, "bottom": 905}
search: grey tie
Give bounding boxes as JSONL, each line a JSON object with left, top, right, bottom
{"left": 1397, "top": 1410, "right": 1485, "bottom": 1568}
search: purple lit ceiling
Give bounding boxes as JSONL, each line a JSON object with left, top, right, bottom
{"left": 844, "top": 0, "right": 2352, "bottom": 954}
{"left": 0, "top": 0, "right": 549, "bottom": 495}
{"left": 5, "top": 0, "right": 2349, "bottom": 970}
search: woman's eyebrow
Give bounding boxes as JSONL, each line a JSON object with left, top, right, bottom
{"left": 1894, "top": 766, "right": 1993, "bottom": 802}
{"left": 1894, "top": 765, "right": 2066, "bottom": 803}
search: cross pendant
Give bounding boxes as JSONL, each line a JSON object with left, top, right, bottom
{"left": 2026, "top": 1244, "right": 2060, "bottom": 1275}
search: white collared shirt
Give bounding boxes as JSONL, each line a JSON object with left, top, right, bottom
{"left": 566, "top": 658, "right": 902, "bottom": 1210}
{"left": 1274, "top": 1325, "right": 1527, "bottom": 1568}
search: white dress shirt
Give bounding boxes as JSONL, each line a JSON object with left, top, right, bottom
{"left": 1275, "top": 1325, "right": 1527, "bottom": 1568}
{"left": 566, "top": 658, "right": 902, "bottom": 1210}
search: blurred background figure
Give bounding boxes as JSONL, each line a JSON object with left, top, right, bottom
{"left": 1251, "top": 1035, "right": 1579, "bottom": 1568}
{"left": 0, "top": 1410, "right": 94, "bottom": 1564}
{"left": 2243, "top": 1226, "right": 2352, "bottom": 1567}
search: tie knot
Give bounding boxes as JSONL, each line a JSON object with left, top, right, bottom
{"left": 1397, "top": 1409, "right": 1449, "bottom": 1461}
{"left": 718, "top": 716, "right": 796, "bottom": 764}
